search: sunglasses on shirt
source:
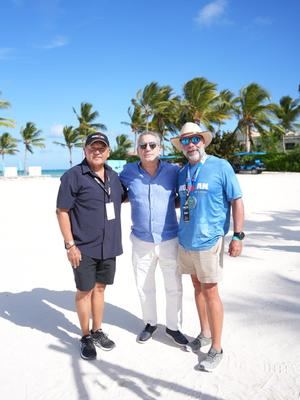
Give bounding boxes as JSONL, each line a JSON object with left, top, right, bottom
{"left": 180, "top": 136, "right": 203, "bottom": 146}
{"left": 139, "top": 142, "right": 158, "bottom": 150}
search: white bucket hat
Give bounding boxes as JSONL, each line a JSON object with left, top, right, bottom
{"left": 170, "top": 122, "right": 213, "bottom": 151}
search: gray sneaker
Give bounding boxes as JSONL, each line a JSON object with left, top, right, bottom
{"left": 198, "top": 348, "right": 223, "bottom": 372}
{"left": 185, "top": 334, "right": 212, "bottom": 352}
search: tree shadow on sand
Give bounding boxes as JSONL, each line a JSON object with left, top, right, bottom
{"left": 225, "top": 273, "right": 300, "bottom": 331}
{"left": 244, "top": 209, "right": 300, "bottom": 246}
{"left": 0, "top": 288, "right": 222, "bottom": 400}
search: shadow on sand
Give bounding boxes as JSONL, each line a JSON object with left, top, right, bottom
{"left": 0, "top": 288, "right": 222, "bottom": 400}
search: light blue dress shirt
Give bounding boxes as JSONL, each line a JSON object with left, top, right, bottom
{"left": 119, "top": 161, "right": 179, "bottom": 243}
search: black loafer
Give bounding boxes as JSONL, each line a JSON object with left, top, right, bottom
{"left": 137, "top": 324, "right": 157, "bottom": 343}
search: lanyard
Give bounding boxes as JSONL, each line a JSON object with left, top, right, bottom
{"left": 94, "top": 175, "right": 111, "bottom": 200}
{"left": 185, "top": 164, "right": 201, "bottom": 201}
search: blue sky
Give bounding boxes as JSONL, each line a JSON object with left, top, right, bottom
{"left": 1, "top": 0, "right": 300, "bottom": 169}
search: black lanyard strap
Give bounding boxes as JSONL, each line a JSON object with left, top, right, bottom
{"left": 94, "top": 176, "right": 111, "bottom": 199}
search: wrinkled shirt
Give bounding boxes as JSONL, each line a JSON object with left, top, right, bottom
{"left": 120, "top": 161, "right": 179, "bottom": 243}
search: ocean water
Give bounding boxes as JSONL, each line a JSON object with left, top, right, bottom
{"left": 0, "top": 169, "right": 67, "bottom": 177}
{"left": 41, "top": 169, "right": 67, "bottom": 177}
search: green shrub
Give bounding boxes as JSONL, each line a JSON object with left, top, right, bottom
{"left": 262, "top": 147, "right": 300, "bottom": 172}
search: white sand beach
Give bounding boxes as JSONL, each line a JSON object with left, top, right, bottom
{"left": 0, "top": 172, "right": 300, "bottom": 400}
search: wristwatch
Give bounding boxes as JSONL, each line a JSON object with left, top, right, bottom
{"left": 232, "top": 232, "right": 245, "bottom": 240}
{"left": 64, "top": 240, "right": 75, "bottom": 250}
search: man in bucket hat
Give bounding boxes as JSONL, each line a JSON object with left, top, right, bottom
{"left": 171, "top": 122, "right": 245, "bottom": 371}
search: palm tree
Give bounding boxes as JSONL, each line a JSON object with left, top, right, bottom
{"left": 0, "top": 91, "right": 15, "bottom": 128}
{"left": 233, "top": 83, "right": 273, "bottom": 152}
{"left": 0, "top": 132, "right": 19, "bottom": 170}
{"left": 110, "top": 134, "right": 133, "bottom": 160}
{"left": 72, "top": 102, "right": 106, "bottom": 144}
{"left": 131, "top": 82, "right": 179, "bottom": 153}
{"left": 271, "top": 96, "right": 300, "bottom": 152}
{"left": 53, "top": 126, "right": 81, "bottom": 168}
{"left": 179, "top": 77, "right": 233, "bottom": 131}
{"left": 121, "top": 106, "right": 146, "bottom": 152}
{"left": 20, "top": 122, "right": 45, "bottom": 174}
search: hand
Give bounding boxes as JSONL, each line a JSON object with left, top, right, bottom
{"left": 66, "top": 246, "right": 82, "bottom": 268}
{"left": 228, "top": 240, "right": 243, "bottom": 257}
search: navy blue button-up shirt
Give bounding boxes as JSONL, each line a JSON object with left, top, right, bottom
{"left": 119, "top": 160, "right": 179, "bottom": 243}
{"left": 57, "top": 159, "right": 123, "bottom": 259}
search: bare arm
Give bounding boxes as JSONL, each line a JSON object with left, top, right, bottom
{"left": 228, "top": 197, "right": 244, "bottom": 257}
{"left": 56, "top": 208, "right": 82, "bottom": 268}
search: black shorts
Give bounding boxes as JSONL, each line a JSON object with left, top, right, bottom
{"left": 73, "top": 254, "right": 116, "bottom": 291}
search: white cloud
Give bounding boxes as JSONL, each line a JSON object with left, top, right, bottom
{"left": 50, "top": 124, "right": 64, "bottom": 137}
{"left": 41, "top": 36, "right": 69, "bottom": 49}
{"left": 196, "top": 0, "right": 227, "bottom": 26}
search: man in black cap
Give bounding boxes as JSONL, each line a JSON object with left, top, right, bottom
{"left": 56, "top": 132, "right": 124, "bottom": 360}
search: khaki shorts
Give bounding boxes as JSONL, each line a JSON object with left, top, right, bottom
{"left": 178, "top": 237, "right": 224, "bottom": 283}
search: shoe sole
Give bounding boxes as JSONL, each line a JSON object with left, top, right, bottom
{"left": 165, "top": 332, "right": 188, "bottom": 347}
{"left": 80, "top": 352, "right": 96, "bottom": 360}
{"left": 198, "top": 363, "right": 221, "bottom": 372}
{"left": 136, "top": 330, "right": 157, "bottom": 344}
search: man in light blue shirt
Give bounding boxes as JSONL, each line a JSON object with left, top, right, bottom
{"left": 171, "top": 122, "right": 245, "bottom": 371}
{"left": 120, "top": 131, "right": 188, "bottom": 346}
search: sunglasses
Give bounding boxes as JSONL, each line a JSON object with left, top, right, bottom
{"left": 179, "top": 136, "right": 203, "bottom": 146}
{"left": 139, "top": 142, "right": 158, "bottom": 150}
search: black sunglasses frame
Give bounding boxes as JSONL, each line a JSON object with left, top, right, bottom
{"left": 139, "top": 142, "right": 158, "bottom": 150}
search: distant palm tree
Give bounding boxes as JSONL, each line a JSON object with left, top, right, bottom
{"left": 121, "top": 106, "right": 146, "bottom": 152}
{"left": 53, "top": 126, "right": 81, "bottom": 167}
{"left": 20, "top": 122, "right": 45, "bottom": 174}
{"left": 0, "top": 91, "right": 15, "bottom": 128}
{"left": 0, "top": 132, "right": 19, "bottom": 170}
{"left": 180, "top": 77, "right": 233, "bottom": 131}
{"left": 271, "top": 96, "right": 300, "bottom": 152}
{"left": 110, "top": 134, "right": 133, "bottom": 159}
{"left": 233, "top": 83, "right": 273, "bottom": 152}
{"left": 72, "top": 102, "right": 106, "bottom": 144}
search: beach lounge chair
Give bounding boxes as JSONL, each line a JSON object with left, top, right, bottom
{"left": 28, "top": 166, "right": 42, "bottom": 177}
{"left": 3, "top": 166, "right": 18, "bottom": 177}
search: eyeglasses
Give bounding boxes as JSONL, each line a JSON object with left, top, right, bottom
{"left": 179, "top": 136, "right": 203, "bottom": 146}
{"left": 139, "top": 142, "right": 158, "bottom": 150}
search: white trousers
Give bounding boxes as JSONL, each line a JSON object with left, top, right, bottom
{"left": 131, "top": 234, "right": 183, "bottom": 330}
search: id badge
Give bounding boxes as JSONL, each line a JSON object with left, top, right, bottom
{"left": 183, "top": 204, "right": 190, "bottom": 222}
{"left": 106, "top": 202, "right": 115, "bottom": 220}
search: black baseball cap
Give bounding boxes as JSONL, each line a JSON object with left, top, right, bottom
{"left": 85, "top": 132, "right": 110, "bottom": 147}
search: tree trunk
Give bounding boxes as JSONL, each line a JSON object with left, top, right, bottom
{"left": 246, "top": 126, "right": 251, "bottom": 152}
{"left": 24, "top": 148, "right": 28, "bottom": 175}
{"left": 69, "top": 147, "right": 73, "bottom": 168}
{"left": 282, "top": 132, "right": 286, "bottom": 153}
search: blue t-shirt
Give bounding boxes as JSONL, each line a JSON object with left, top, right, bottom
{"left": 119, "top": 160, "right": 179, "bottom": 243}
{"left": 178, "top": 155, "right": 242, "bottom": 251}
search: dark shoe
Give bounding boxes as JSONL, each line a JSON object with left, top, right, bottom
{"left": 137, "top": 324, "right": 157, "bottom": 343}
{"left": 91, "top": 329, "right": 116, "bottom": 351}
{"left": 80, "top": 334, "right": 96, "bottom": 360}
{"left": 165, "top": 328, "right": 188, "bottom": 346}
